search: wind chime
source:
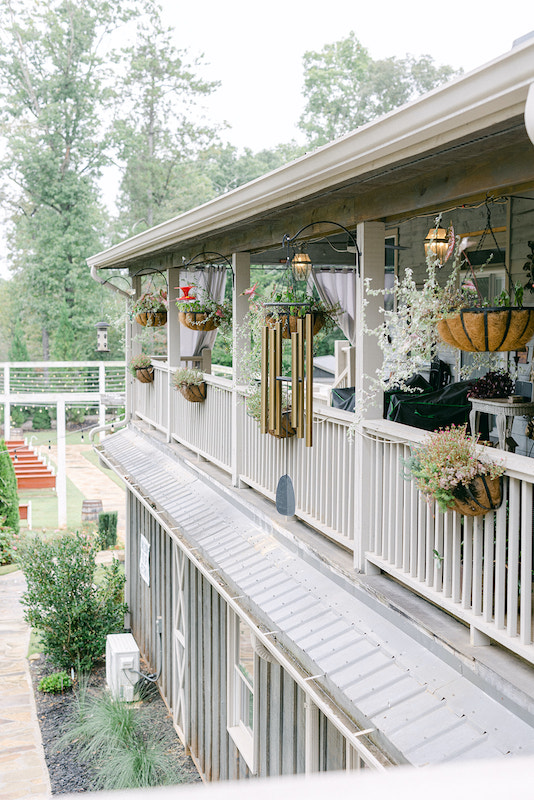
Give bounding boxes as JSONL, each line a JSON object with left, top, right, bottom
{"left": 259, "top": 305, "right": 314, "bottom": 447}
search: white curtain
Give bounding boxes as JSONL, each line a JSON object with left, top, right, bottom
{"left": 179, "top": 267, "right": 227, "bottom": 358}
{"left": 312, "top": 268, "right": 357, "bottom": 345}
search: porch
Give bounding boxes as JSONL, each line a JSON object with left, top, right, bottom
{"left": 127, "top": 360, "right": 534, "bottom": 674}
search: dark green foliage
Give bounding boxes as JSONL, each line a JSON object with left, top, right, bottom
{"left": 98, "top": 511, "right": 118, "bottom": 549}
{"left": 0, "top": 523, "right": 15, "bottom": 565}
{"left": 31, "top": 408, "right": 52, "bottom": 430}
{"left": 19, "top": 533, "right": 127, "bottom": 670}
{"left": 38, "top": 671, "right": 73, "bottom": 693}
{"left": 8, "top": 319, "right": 30, "bottom": 361}
{"left": 0, "top": 439, "right": 19, "bottom": 535}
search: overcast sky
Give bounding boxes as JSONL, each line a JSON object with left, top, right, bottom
{"left": 159, "top": 0, "right": 534, "bottom": 151}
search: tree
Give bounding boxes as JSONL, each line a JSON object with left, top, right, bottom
{"left": 7, "top": 317, "right": 29, "bottom": 361}
{"left": 299, "top": 32, "right": 460, "bottom": 146}
{"left": 114, "top": 5, "right": 220, "bottom": 234}
{"left": 0, "top": 0, "right": 134, "bottom": 359}
{"left": 0, "top": 438, "right": 19, "bottom": 534}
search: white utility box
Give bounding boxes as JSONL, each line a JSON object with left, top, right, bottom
{"left": 106, "top": 633, "right": 140, "bottom": 702}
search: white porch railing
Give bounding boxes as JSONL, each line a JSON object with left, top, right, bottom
{"left": 239, "top": 395, "right": 355, "bottom": 549}
{"left": 362, "top": 419, "right": 534, "bottom": 663}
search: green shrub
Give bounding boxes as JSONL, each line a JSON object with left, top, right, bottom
{"left": 63, "top": 691, "right": 183, "bottom": 789}
{"left": 0, "top": 439, "right": 19, "bottom": 535}
{"left": 0, "top": 524, "right": 15, "bottom": 565}
{"left": 19, "top": 533, "right": 127, "bottom": 670}
{"left": 38, "top": 671, "right": 73, "bottom": 693}
{"left": 98, "top": 511, "right": 118, "bottom": 549}
{"left": 32, "top": 408, "right": 51, "bottom": 429}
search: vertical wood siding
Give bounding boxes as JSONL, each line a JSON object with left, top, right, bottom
{"left": 126, "top": 493, "right": 368, "bottom": 781}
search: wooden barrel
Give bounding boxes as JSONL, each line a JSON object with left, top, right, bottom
{"left": 82, "top": 499, "right": 103, "bottom": 522}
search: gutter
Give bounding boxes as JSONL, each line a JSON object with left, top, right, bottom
{"left": 87, "top": 38, "right": 534, "bottom": 272}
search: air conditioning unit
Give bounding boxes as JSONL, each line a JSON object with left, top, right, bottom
{"left": 106, "top": 633, "right": 140, "bottom": 702}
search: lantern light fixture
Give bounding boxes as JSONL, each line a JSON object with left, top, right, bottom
{"left": 424, "top": 226, "right": 449, "bottom": 264}
{"left": 291, "top": 251, "right": 312, "bottom": 281}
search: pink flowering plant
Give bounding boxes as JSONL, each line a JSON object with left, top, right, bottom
{"left": 403, "top": 424, "right": 505, "bottom": 512}
{"left": 175, "top": 284, "right": 232, "bottom": 336}
{"left": 130, "top": 286, "right": 168, "bottom": 317}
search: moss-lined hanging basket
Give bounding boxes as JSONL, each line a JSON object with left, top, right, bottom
{"left": 437, "top": 307, "right": 534, "bottom": 352}
{"left": 452, "top": 474, "right": 503, "bottom": 517}
{"left": 134, "top": 367, "right": 154, "bottom": 384}
{"left": 135, "top": 311, "right": 167, "bottom": 328}
{"left": 264, "top": 311, "right": 325, "bottom": 340}
{"left": 178, "top": 311, "right": 220, "bottom": 332}
{"left": 179, "top": 382, "right": 207, "bottom": 403}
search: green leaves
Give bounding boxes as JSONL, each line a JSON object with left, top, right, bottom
{"left": 298, "top": 31, "right": 460, "bottom": 146}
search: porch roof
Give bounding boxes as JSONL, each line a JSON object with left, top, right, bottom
{"left": 88, "top": 37, "right": 534, "bottom": 274}
{"left": 100, "top": 424, "right": 534, "bottom": 767}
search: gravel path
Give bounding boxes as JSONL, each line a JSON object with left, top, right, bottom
{"left": 30, "top": 655, "right": 201, "bottom": 793}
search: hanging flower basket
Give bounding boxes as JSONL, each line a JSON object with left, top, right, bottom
{"left": 268, "top": 411, "right": 296, "bottom": 438}
{"left": 135, "top": 311, "right": 167, "bottom": 328}
{"left": 452, "top": 474, "right": 503, "bottom": 517}
{"left": 179, "top": 382, "right": 206, "bottom": 403}
{"left": 178, "top": 311, "right": 220, "bottom": 332}
{"left": 265, "top": 311, "right": 325, "bottom": 339}
{"left": 135, "top": 367, "right": 154, "bottom": 384}
{"left": 437, "top": 307, "right": 534, "bottom": 352}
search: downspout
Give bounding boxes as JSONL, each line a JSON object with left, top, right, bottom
{"left": 90, "top": 265, "right": 133, "bottom": 298}
{"left": 525, "top": 83, "right": 534, "bottom": 147}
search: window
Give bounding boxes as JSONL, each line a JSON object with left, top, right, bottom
{"left": 227, "top": 611, "right": 256, "bottom": 772}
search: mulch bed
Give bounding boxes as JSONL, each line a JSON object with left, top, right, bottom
{"left": 30, "top": 654, "right": 201, "bottom": 793}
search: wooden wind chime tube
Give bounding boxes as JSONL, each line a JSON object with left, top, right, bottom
{"left": 260, "top": 326, "right": 269, "bottom": 434}
{"left": 305, "top": 313, "right": 313, "bottom": 447}
{"left": 262, "top": 312, "right": 313, "bottom": 446}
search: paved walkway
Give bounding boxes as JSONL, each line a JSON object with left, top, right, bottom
{"left": 0, "top": 438, "right": 128, "bottom": 799}
{"left": 0, "top": 571, "right": 50, "bottom": 800}
{"left": 48, "top": 442, "right": 126, "bottom": 541}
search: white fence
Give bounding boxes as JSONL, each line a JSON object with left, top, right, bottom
{"left": 362, "top": 419, "right": 534, "bottom": 663}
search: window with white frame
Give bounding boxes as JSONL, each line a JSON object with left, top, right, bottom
{"left": 227, "top": 610, "right": 256, "bottom": 772}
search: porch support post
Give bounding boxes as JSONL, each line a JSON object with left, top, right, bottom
{"left": 231, "top": 252, "right": 250, "bottom": 487}
{"left": 127, "top": 275, "right": 142, "bottom": 425}
{"left": 354, "top": 221, "right": 385, "bottom": 572}
{"left": 56, "top": 397, "right": 67, "bottom": 527}
{"left": 167, "top": 267, "right": 181, "bottom": 442}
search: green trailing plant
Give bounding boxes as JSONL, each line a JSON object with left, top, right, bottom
{"left": 19, "top": 533, "right": 127, "bottom": 670}
{"left": 403, "top": 424, "right": 505, "bottom": 513}
{"left": 98, "top": 511, "right": 118, "bottom": 549}
{"left": 38, "top": 671, "right": 73, "bottom": 694}
{"left": 128, "top": 354, "right": 153, "bottom": 376}
{"left": 175, "top": 283, "right": 232, "bottom": 336}
{"left": 171, "top": 367, "right": 205, "bottom": 389}
{"left": 130, "top": 287, "right": 168, "bottom": 318}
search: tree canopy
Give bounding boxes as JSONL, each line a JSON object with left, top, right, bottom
{"left": 299, "top": 31, "right": 460, "bottom": 146}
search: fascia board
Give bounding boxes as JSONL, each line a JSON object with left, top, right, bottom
{"left": 88, "top": 39, "right": 534, "bottom": 271}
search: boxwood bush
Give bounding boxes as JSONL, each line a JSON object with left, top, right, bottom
{"left": 19, "top": 533, "right": 127, "bottom": 670}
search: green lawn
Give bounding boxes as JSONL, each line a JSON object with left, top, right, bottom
{"left": 18, "top": 477, "right": 90, "bottom": 532}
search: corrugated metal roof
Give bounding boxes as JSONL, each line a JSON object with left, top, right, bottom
{"left": 102, "top": 427, "right": 534, "bottom": 765}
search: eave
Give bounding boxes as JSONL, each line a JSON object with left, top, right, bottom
{"left": 88, "top": 37, "right": 534, "bottom": 272}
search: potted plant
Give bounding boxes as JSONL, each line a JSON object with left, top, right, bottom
{"left": 175, "top": 285, "right": 231, "bottom": 334}
{"left": 172, "top": 367, "right": 207, "bottom": 403}
{"left": 260, "top": 284, "right": 340, "bottom": 339}
{"left": 403, "top": 424, "right": 505, "bottom": 516}
{"left": 128, "top": 354, "right": 154, "bottom": 383}
{"left": 467, "top": 370, "right": 514, "bottom": 400}
{"left": 131, "top": 287, "right": 168, "bottom": 327}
